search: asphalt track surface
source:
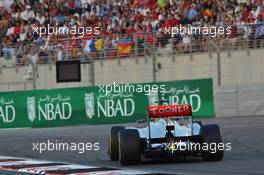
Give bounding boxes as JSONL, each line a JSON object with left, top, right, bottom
{"left": 0, "top": 116, "right": 263, "bottom": 175}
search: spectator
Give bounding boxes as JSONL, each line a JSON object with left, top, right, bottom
{"left": 255, "top": 15, "right": 264, "bottom": 39}
{"left": 20, "top": 5, "right": 35, "bottom": 22}
{"left": 0, "top": 0, "right": 263, "bottom": 61}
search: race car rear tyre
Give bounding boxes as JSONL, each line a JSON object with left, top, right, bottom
{"left": 109, "top": 126, "right": 125, "bottom": 161}
{"left": 118, "top": 129, "right": 141, "bottom": 165}
{"left": 200, "top": 124, "right": 224, "bottom": 161}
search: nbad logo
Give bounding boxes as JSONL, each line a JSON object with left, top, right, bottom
{"left": 161, "top": 86, "right": 201, "bottom": 112}
{"left": 85, "top": 92, "right": 135, "bottom": 119}
{"left": 0, "top": 97, "right": 16, "bottom": 123}
{"left": 27, "top": 94, "right": 72, "bottom": 122}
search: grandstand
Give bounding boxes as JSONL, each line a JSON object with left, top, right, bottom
{"left": 0, "top": 0, "right": 264, "bottom": 91}
{"left": 0, "top": 0, "right": 263, "bottom": 64}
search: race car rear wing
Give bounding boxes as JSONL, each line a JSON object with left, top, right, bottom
{"left": 147, "top": 104, "right": 192, "bottom": 119}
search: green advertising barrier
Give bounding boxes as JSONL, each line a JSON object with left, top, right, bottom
{"left": 0, "top": 79, "right": 214, "bottom": 128}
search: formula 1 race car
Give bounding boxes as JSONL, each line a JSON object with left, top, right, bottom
{"left": 108, "top": 101, "right": 224, "bottom": 165}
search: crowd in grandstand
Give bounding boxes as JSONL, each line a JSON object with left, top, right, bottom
{"left": 0, "top": 0, "right": 264, "bottom": 64}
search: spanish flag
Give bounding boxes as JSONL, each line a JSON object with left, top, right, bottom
{"left": 118, "top": 38, "right": 132, "bottom": 55}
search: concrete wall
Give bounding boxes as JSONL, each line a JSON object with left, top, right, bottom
{"left": 220, "top": 50, "right": 264, "bottom": 86}
{"left": 94, "top": 58, "right": 153, "bottom": 85}
{"left": 1, "top": 49, "right": 264, "bottom": 91}
{"left": 215, "top": 84, "right": 264, "bottom": 117}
